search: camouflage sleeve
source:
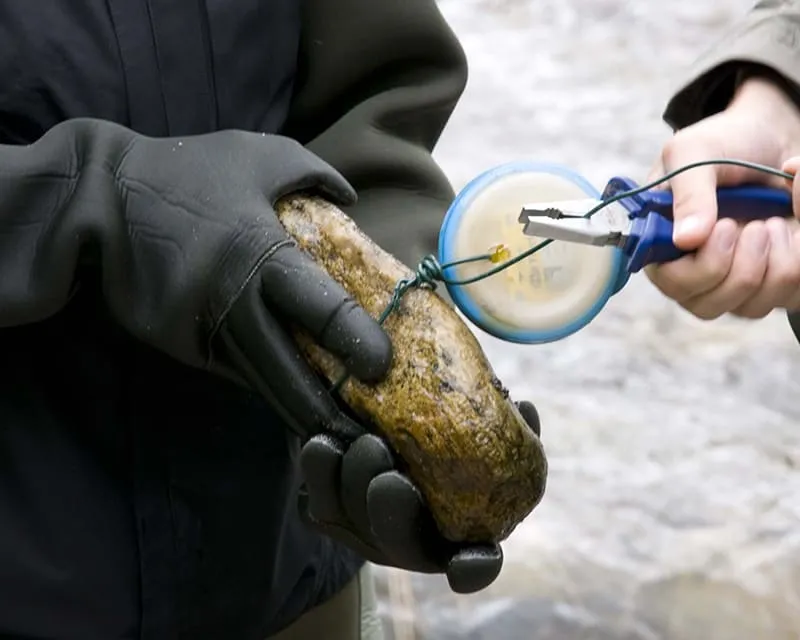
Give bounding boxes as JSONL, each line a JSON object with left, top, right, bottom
{"left": 663, "top": 1, "right": 800, "bottom": 130}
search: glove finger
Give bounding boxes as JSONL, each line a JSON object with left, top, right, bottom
{"left": 299, "top": 434, "right": 348, "bottom": 523}
{"left": 340, "top": 434, "right": 395, "bottom": 542}
{"left": 446, "top": 545, "right": 504, "bottom": 594}
{"left": 369, "top": 472, "right": 503, "bottom": 589}
{"left": 301, "top": 502, "right": 386, "bottom": 565}
{"left": 367, "top": 471, "right": 447, "bottom": 573}
{"left": 258, "top": 243, "right": 392, "bottom": 384}
{"left": 221, "top": 287, "right": 365, "bottom": 440}
{"left": 516, "top": 400, "right": 541, "bottom": 437}
{"left": 298, "top": 435, "right": 390, "bottom": 566}
{"left": 298, "top": 490, "right": 386, "bottom": 564}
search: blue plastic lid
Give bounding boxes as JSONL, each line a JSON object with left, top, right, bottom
{"left": 438, "top": 161, "right": 625, "bottom": 344}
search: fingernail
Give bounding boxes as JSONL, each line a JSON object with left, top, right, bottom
{"left": 782, "top": 157, "right": 800, "bottom": 173}
{"left": 715, "top": 223, "right": 738, "bottom": 251}
{"left": 673, "top": 215, "right": 702, "bottom": 241}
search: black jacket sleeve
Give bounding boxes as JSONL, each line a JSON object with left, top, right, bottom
{"left": 281, "top": 0, "right": 469, "bottom": 270}
{"left": 0, "top": 119, "right": 133, "bottom": 327}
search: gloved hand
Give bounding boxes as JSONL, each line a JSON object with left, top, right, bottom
{"left": 0, "top": 117, "right": 537, "bottom": 592}
{"left": 0, "top": 117, "right": 391, "bottom": 438}
{"left": 115, "top": 121, "right": 541, "bottom": 593}
{"left": 116, "top": 128, "right": 396, "bottom": 439}
{"left": 298, "top": 400, "right": 542, "bottom": 594}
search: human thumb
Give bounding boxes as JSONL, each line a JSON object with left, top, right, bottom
{"left": 781, "top": 156, "right": 800, "bottom": 220}
{"left": 660, "top": 136, "right": 720, "bottom": 250}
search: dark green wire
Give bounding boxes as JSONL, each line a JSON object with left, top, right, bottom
{"left": 331, "top": 158, "right": 793, "bottom": 391}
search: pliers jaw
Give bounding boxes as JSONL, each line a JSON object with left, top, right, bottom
{"left": 518, "top": 200, "right": 631, "bottom": 247}
{"left": 517, "top": 198, "right": 604, "bottom": 221}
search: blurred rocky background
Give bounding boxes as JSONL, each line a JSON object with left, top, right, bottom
{"left": 374, "top": 1, "right": 800, "bottom": 638}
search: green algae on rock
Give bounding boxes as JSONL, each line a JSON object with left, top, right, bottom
{"left": 276, "top": 194, "right": 548, "bottom": 543}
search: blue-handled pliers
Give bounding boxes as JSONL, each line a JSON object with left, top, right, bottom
{"left": 518, "top": 176, "right": 794, "bottom": 273}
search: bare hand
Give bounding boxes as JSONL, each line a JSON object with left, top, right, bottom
{"left": 646, "top": 75, "right": 800, "bottom": 319}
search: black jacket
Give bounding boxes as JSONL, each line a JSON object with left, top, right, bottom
{"left": 0, "top": 1, "right": 467, "bottom": 638}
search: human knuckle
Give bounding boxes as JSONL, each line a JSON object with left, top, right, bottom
{"left": 660, "top": 144, "right": 679, "bottom": 171}
{"left": 647, "top": 269, "right": 671, "bottom": 292}
{"left": 650, "top": 263, "right": 699, "bottom": 298}
{"left": 687, "top": 262, "right": 727, "bottom": 291}
{"left": 670, "top": 190, "right": 699, "bottom": 217}
{"left": 728, "top": 265, "right": 763, "bottom": 292}
{"left": 661, "top": 132, "right": 689, "bottom": 162}
{"left": 651, "top": 274, "right": 687, "bottom": 302}
{"left": 740, "top": 306, "right": 771, "bottom": 320}
{"left": 682, "top": 301, "right": 719, "bottom": 321}
{"left": 696, "top": 309, "right": 721, "bottom": 321}
{"left": 703, "top": 262, "right": 730, "bottom": 284}
{"left": 732, "top": 299, "right": 769, "bottom": 319}
{"left": 773, "top": 261, "right": 800, "bottom": 289}
{"left": 772, "top": 271, "right": 797, "bottom": 294}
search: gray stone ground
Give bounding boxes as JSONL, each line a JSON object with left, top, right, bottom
{"left": 375, "top": 1, "right": 800, "bottom": 638}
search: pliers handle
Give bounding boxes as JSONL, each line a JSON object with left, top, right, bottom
{"left": 602, "top": 177, "right": 794, "bottom": 272}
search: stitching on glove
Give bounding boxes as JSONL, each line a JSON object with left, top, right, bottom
{"left": 205, "top": 237, "right": 297, "bottom": 368}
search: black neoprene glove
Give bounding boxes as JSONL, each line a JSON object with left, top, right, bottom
{"left": 299, "top": 400, "right": 542, "bottom": 594}
{"left": 0, "top": 118, "right": 540, "bottom": 593}
{"left": 0, "top": 117, "right": 388, "bottom": 436}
